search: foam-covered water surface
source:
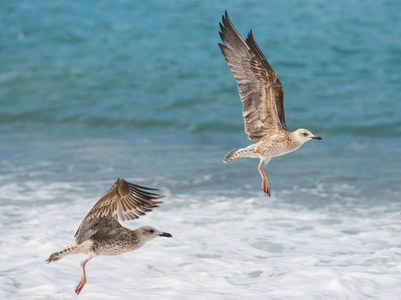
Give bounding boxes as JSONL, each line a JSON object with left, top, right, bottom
{"left": 1, "top": 189, "right": 401, "bottom": 299}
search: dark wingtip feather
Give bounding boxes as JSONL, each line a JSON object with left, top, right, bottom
{"left": 130, "top": 182, "right": 159, "bottom": 191}
{"left": 217, "top": 42, "right": 226, "bottom": 50}
{"left": 218, "top": 31, "right": 225, "bottom": 41}
{"left": 221, "top": 10, "right": 231, "bottom": 28}
{"left": 246, "top": 30, "right": 253, "bottom": 43}
{"left": 219, "top": 22, "right": 225, "bottom": 32}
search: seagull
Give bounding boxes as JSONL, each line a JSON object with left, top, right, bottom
{"left": 218, "top": 11, "right": 322, "bottom": 196}
{"left": 46, "top": 178, "right": 172, "bottom": 295}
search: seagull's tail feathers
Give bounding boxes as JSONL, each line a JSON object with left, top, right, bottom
{"left": 46, "top": 244, "right": 80, "bottom": 263}
{"left": 224, "top": 148, "right": 255, "bottom": 163}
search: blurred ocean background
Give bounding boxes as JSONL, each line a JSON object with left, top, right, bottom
{"left": 1, "top": 0, "right": 401, "bottom": 299}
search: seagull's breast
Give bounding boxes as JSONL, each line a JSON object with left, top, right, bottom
{"left": 255, "top": 133, "right": 296, "bottom": 158}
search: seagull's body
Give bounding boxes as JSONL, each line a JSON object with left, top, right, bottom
{"left": 218, "top": 11, "right": 322, "bottom": 195}
{"left": 46, "top": 178, "right": 172, "bottom": 295}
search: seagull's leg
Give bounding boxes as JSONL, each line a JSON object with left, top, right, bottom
{"left": 257, "top": 160, "right": 266, "bottom": 193}
{"left": 262, "top": 159, "right": 271, "bottom": 197}
{"left": 75, "top": 253, "right": 95, "bottom": 295}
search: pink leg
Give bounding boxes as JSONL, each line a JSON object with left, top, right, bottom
{"left": 262, "top": 163, "right": 271, "bottom": 197}
{"left": 75, "top": 254, "right": 94, "bottom": 295}
{"left": 257, "top": 161, "right": 266, "bottom": 192}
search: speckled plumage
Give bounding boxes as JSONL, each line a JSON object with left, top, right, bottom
{"left": 219, "top": 11, "right": 322, "bottom": 195}
{"left": 46, "top": 178, "right": 172, "bottom": 295}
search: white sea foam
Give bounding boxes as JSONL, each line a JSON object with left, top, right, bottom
{"left": 1, "top": 184, "right": 401, "bottom": 299}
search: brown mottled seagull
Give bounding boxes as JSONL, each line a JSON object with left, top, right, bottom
{"left": 46, "top": 178, "right": 172, "bottom": 295}
{"left": 218, "top": 11, "right": 322, "bottom": 196}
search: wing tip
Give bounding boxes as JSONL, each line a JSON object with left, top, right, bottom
{"left": 220, "top": 10, "right": 232, "bottom": 33}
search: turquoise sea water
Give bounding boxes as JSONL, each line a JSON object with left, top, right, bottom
{"left": 1, "top": 1, "right": 401, "bottom": 299}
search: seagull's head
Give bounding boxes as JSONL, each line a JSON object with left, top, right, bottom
{"left": 137, "top": 226, "right": 172, "bottom": 242}
{"left": 295, "top": 128, "right": 322, "bottom": 143}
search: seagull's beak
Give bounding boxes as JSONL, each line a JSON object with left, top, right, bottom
{"left": 159, "top": 232, "right": 172, "bottom": 238}
{"left": 311, "top": 135, "right": 322, "bottom": 140}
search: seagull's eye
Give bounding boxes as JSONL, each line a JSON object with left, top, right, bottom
{"left": 150, "top": 229, "right": 154, "bottom": 233}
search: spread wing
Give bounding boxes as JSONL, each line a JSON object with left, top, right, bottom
{"left": 74, "top": 178, "right": 164, "bottom": 244}
{"left": 218, "top": 10, "right": 287, "bottom": 140}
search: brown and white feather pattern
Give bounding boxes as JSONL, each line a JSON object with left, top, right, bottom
{"left": 74, "top": 178, "right": 164, "bottom": 245}
{"left": 218, "top": 11, "right": 287, "bottom": 140}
